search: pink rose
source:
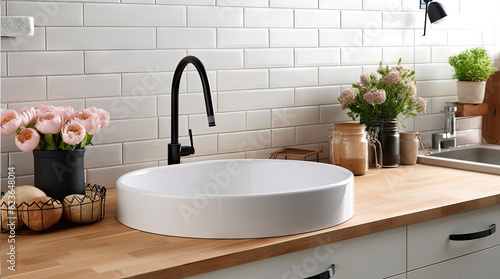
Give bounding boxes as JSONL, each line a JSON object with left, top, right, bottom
{"left": 61, "top": 122, "right": 86, "bottom": 146}
{"left": 88, "top": 107, "right": 110, "bottom": 128}
{"left": 71, "top": 109, "right": 100, "bottom": 135}
{"left": 1, "top": 109, "right": 21, "bottom": 136}
{"left": 34, "top": 104, "right": 55, "bottom": 120}
{"left": 18, "top": 107, "right": 37, "bottom": 127}
{"left": 35, "top": 112, "right": 63, "bottom": 134}
{"left": 15, "top": 128, "right": 40, "bottom": 152}
{"left": 52, "top": 106, "right": 75, "bottom": 124}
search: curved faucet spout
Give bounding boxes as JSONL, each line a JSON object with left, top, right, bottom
{"left": 168, "top": 56, "right": 216, "bottom": 165}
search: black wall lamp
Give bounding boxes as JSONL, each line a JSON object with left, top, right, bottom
{"left": 421, "top": 0, "right": 448, "bottom": 36}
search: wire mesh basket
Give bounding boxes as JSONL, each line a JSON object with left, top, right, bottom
{"left": 1, "top": 184, "right": 106, "bottom": 234}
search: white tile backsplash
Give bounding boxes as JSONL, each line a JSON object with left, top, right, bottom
{"left": 295, "top": 48, "right": 341, "bottom": 67}
{"left": 218, "top": 89, "right": 294, "bottom": 112}
{"left": 363, "top": 29, "right": 403, "bottom": 46}
{"left": 245, "top": 49, "right": 294, "bottom": 68}
{"left": 9, "top": 151, "right": 33, "bottom": 176}
{"left": 157, "top": 28, "right": 216, "bottom": 49}
{"left": 448, "top": 30, "right": 483, "bottom": 46}
{"left": 245, "top": 8, "right": 293, "bottom": 28}
{"left": 217, "top": 0, "right": 266, "bottom": 7}
{"left": 85, "top": 4, "right": 185, "bottom": 27}
{"left": 218, "top": 130, "right": 271, "bottom": 153}
{"left": 416, "top": 80, "right": 457, "bottom": 97}
{"left": 123, "top": 139, "right": 168, "bottom": 164}
{"left": 1, "top": 53, "right": 6, "bottom": 77}
{"left": 2, "top": 1, "right": 498, "bottom": 183}
{"left": 341, "top": 47, "right": 383, "bottom": 65}
{"left": 295, "top": 9, "right": 341, "bottom": 28}
{"left": 187, "top": 49, "right": 243, "bottom": 69}
{"left": 272, "top": 128, "right": 296, "bottom": 147}
{"left": 189, "top": 111, "right": 245, "bottom": 135}
{"left": 320, "top": 105, "right": 353, "bottom": 123}
{"left": 270, "top": 29, "right": 318, "bottom": 48}
{"left": 47, "top": 27, "right": 156, "bottom": 50}
{"left": 86, "top": 95, "right": 157, "bottom": 119}
{"left": 217, "top": 28, "right": 268, "bottom": 48}
{"left": 8, "top": 51, "right": 84, "bottom": 76}
{"left": 1, "top": 77, "right": 46, "bottom": 103}
{"left": 363, "top": 0, "right": 402, "bottom": 11}
{"left": 272, "top": 106, "right": 319, "bottom": 128}
{"left": 1, "top": 27, "right": 45, "bottom": 51}
{"left": 218, "top": 69, "right": 268, "bottom": 91}
{"left": 122, "top": 72, "right": 180, "bottom": 95}
{"left": 319, "top": 0, "right": 362, "bottom": 10}
{"left": 383, "top": 47, "right": 414, "bottom": 64}
{"left": 270, "top": 67, "right": 318, "bottom": 88}
{"left": 85, "top": 50, "right": 186, "bottom": 74}
{"left": 342, "top": 11, "right": 382, "bottom": 29}
{"left": 48, "top": 74, "right": 121, "bottom": 99}
{"left": 7, "top": 2, "right": 83, "bottom": 26}
{"left": 383, "top": 12, "right": 423, "bottom": 29}
{"left": 319, "top": 66, "right": 363, "bottom": 86}
{"left": 188, "top": 6, "right": 243, "bottom": 27}
{"left": 93, "top": 118, "right": 158, "bottom": 144}
{"left": 247, "top": 110, "right": 271, "bottom": 130}
{"left": 296, "top": 124, "right": 331, "bottom": 145}
{"left": 270, "top": 0, "right": 317, "bottom": 8}
{"left": 84, "top": 143, "right": 122, "bottom": 168}
{"left": 320, "top": 29, "right": 363, "bottom": 47}
{"left": 295, "top": 86, "right": 340, "bottom": 106}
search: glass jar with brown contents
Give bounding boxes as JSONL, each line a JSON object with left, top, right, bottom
{"left": 334, "top": 123, "right": 368, "bottom": 175}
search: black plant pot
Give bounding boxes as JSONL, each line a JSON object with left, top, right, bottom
{"left": 371, "top": 119, "right": 399, "bottom": 168}
{"left": 33, "top": 149, "right": 85, "bottom": 201}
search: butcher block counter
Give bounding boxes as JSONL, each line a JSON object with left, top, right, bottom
{"left": 2, "top": 164, "right": 500, "bottom": 279}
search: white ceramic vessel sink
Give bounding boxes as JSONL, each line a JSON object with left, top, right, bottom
{"left": 116, "top": 159, "right": 354, "bottom": 239}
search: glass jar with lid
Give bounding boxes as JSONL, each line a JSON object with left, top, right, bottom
{"left": 333, "top": 123, "right": 368, "bottom": 175}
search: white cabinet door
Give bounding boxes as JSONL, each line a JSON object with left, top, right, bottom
{"left": 407, "top": 244, "right": 500, "bottom": 279}
{"left": 407, "top": 204, "right": 500, "bottom": 270}
{"left": 188, "top": 227, "right": 406, "bottom": 279}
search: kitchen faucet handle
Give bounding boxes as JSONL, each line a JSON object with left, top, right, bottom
{"left": 180, "top": 129, "right": 195, "bottom": 157}
{"left": 188, "top": 129, "right": 194, "bottom": 147}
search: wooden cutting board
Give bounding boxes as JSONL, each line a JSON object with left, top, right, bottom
{"left": 483, "top": 71, "right": 500, "bottom": 144}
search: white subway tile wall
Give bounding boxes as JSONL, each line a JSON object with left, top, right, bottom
{"left": 1, "top": 0, "right": 499, "bottom": 190}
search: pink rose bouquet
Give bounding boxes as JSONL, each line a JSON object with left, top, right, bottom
{"left": 338, "top": 59, "right": 427, "bottom": 127}
{"left": 1, "top": 105, "right": 110, "bottom": 151}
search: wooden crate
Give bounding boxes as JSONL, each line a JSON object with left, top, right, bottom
{"left": 454, "top": 103, "right": 488, "bottom": 117}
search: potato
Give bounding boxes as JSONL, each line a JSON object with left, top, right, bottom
{"left": 1, "top": 185, "right": 46, "bottom": 230}
{"left": 63, "top": 194, "right": 102, "bottom": 224}
{"left": 21, "top": 196, "right": 62, "bottom": 232}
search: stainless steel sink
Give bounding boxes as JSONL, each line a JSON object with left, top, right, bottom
{"left": 417, "top": 144, "right": 500, "bottom": 175}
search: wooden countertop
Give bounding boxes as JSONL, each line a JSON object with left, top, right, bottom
{"left": 2, "top": 164, "right": 500, "bottom": 279}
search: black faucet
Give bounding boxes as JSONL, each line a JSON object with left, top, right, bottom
{"left": 168, "top": 56, "right": 216, "bottom": 165}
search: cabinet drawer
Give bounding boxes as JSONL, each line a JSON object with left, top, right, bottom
{"left": 187, "top": 227, "right": 406, "bottom": 279}
{"left": 408, "top": 204, "right": 500, "bottom": 270}
{"left": 408, "top": 244, "right": 500, "bottom": 279}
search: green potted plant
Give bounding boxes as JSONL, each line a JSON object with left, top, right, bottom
{"left": 448, "top": 47, "right": 497, "bottom": 104}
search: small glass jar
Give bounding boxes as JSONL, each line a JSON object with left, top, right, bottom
{"left": 333, "top": 123, "right": 368, "bottom": 176}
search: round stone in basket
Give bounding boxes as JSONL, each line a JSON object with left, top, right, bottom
{"left": 62, "top": 184, "right": 106, "bottom": 224}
